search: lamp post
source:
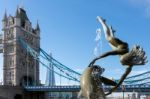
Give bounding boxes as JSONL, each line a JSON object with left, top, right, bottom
{"left": 122, "top": 85, "right": 125, "bottom": 99}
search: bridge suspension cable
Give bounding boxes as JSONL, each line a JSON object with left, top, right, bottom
{"left": 125, "top": 71, "right": 150, "bottom": 81}
{"left": 19, "top": 37, "right": 81, "bottom": 83}
{"left": 40, "top": 48, "right": 81, "bottom": 75}
{"left": 121, "top": 71, "right": 150, "bottom": 85}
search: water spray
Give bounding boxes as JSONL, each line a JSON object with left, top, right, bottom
{"left": 94, "top": 28, "right": 102, "bottom": 56}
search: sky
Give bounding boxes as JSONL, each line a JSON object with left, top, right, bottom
{"left": 0, "top": 0, "right": 150, "bottom": 85}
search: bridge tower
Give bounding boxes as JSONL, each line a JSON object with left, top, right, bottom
{"left": 2, "top": 7, "right": 40, "bottom": 86}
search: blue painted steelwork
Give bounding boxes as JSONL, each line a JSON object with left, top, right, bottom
{"left": 24, "top": 85, "right": 80, "bottom": 92}
{"left": 19, "top": 37, "right": 80, "bottom": 82}
{"left": 40, "top": 48, "right": 81, "bottom": 75}
{"left": 126, "top": 71, "right": 150, "bottom": 80}
{"left": 123, "top": 77, "right": 150, "bottom": 85}
{"left": 24, "top": 85, "right": 150, "bottom": 92}
{"left": 123, "top": 71, "right": 150, "bottom": 85}
{"left": 40, "top": 48, "right": 81, "bottom": 82}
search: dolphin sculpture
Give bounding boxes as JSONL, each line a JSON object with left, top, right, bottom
{"left": 78, "top": 65, "right": 117, "bottom": 99}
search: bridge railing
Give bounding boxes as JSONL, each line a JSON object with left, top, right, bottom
{"left": 24, "top": 84, "right": 150, "bottom": 92}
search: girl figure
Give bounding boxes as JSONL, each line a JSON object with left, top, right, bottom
{"left": 89, "top": 16, "right": 147, "bottom": 95}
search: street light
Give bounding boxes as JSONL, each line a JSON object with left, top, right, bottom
{"left": 122, "top": 85, "right": 125, "bottom": 99}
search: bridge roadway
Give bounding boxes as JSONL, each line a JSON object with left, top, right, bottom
{"left": 24, "top": 85, "right": 150, "bottom": 92}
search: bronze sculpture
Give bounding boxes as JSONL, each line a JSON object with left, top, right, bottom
{"left": 78, "top": 65, "right": 117, "bottom": 99}
{"left": 88, "top": 16, "right": 148, "bottom": 95}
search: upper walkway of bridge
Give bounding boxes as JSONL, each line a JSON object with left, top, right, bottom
{"left": 24, "top": 85, "right": 150, "bottom": 92}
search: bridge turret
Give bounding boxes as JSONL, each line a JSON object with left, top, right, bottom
{"left": 35, "top": 20, "right": 40, "bottom": 36}
{"left": 14, "top": 7, "right": 21, "bottom": 26}
{"left": 2, "top": 10, "right": 7, "bottom": 29}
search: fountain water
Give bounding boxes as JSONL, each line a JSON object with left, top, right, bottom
{"left": 94, "top": 28, "right": 102, "bottom": 57}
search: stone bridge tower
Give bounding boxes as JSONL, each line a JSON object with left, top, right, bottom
{"left": 2, "top": 7, "right": 40, "bottom": 86}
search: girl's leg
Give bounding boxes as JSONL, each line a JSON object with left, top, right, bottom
{"left": 97, "top": 16, "right": 113, "bottom": 41}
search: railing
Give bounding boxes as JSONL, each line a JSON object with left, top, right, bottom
{"left": 24, "top": 85, "right": 80, "bottom": 92}
{"left": 24, "top": 85, "right": 150, "bottom": 92}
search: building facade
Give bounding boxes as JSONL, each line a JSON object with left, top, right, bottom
{"left": 2, "top": 7, "right": 40, "bottom": 86}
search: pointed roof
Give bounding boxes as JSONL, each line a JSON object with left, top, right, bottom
{"left": 2, "top": 10, "right": 7, "bottom": 21}
{"left": 35, "top": 21, "right": 40, "bottom": 31}
{"left": 15, "top": 7, "right": 29, "bottom": 21}
{"left": 15, "top": 6, "right": 20, "bottom": 18}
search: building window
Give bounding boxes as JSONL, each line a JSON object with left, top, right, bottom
{"left": 7, "top": 45, "right": 14, "bottom": 53}
{"left": 8, "top": 18, "right": 14, "bottom": 26}
{"left": 6, "top": 28, "right": 14, "bottom": 40}
{"left": 7, "top": 56, "right": 14, "bottom": 67}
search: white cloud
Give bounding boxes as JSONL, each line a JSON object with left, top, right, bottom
{"left": 129, "top": 0, "right": 150, "bottom": 16}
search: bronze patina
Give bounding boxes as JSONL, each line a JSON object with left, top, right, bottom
{"left": 78, "top": 65, "right": 117, "bottom": 99}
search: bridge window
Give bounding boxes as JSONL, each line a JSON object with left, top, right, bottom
{"left": 6, "top": 28, "right": 14, "bottom": 40}
{"left": 7, "top": 45, "right": 14, "bottom": 53}
{"left": 7, "top": 56, "right": 14, "bottom": 67}
{"left": 6, "top": 70, "right": 14, "bottom": 85}
{"left": 8, "top": 18, "right": 14, "bottom": 26}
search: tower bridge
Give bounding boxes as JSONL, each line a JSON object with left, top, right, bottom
{"left": 0, "top": 7, "right": 150, "bottom": 99}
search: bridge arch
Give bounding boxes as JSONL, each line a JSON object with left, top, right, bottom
{"left": 20, "top": 76, "right": 34, "bottom": 86}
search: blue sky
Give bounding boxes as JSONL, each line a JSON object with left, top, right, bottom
{"left": 0, "top": 0, "right": 150, "bottom": 85}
